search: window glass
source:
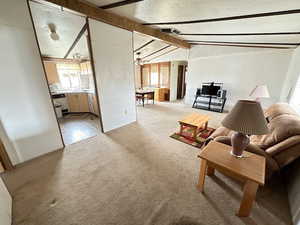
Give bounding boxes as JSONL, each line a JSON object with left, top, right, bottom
{"left": 141, "top": 62, "right": 170, "bottom": 88}
{"left": 160, "top": 63, "right": 169, "bottom": 87}
{"left": 56, "top": 63, "right": 90, "bottom": 90}
{"left": 150, "top": 63, "right": 159, "bottom": 87}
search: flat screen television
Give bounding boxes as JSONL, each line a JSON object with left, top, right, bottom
{"left": 201, "top": 84, "right": 221, "bottom": 96}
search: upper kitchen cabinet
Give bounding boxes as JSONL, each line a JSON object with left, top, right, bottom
{"left": 80, "top": 61, "right": 92, "bottom": 75}
{"left": 44, "top": 61, "right": 59, "bottom": 84}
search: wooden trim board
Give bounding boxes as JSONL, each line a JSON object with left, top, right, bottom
{"left": 86, "top": 18, "right": 104, "bottom": 133}
{"left": 0, "top": 138, "right": 13, "bottom": 170}
{"left": 143, "top": 9, "right": 300, "bottom": 25}
{"left": 141, "top": 45, "right": 172, "bottom": 59}
{"left": 190, "top": 43, "right": 294, "bottom": 49}
{"left": 64, "top": 23, "right": 88, "bottom": 58}
{"left": 180, "top": 31, "right": 300, "bottom": 36}
{"left": 187, "top": 40, "right": 299, "bottom": 46}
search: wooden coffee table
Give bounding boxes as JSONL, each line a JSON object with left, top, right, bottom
{"left": 178, "top": 113, "right": 211, "bottom": 141}
{"left": 197, "top": 141, "right": 265, "bottom": 217}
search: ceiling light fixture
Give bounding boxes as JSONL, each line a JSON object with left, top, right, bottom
{"left": 73, "top": 53, "right": 81, "bottom": 60}
{"left": 48, "top": 23, "right": 59, "bottom": 41}
{"left": 160, "top": 28, "right": 181, "bottom": 35}
{"left": 135, "top": 52, "right": 143, "bottom": 65}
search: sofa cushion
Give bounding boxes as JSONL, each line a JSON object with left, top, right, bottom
{"left": 250, "top": 114, "right": 300, "bottom": 149}
{"left": 264, "top": 103, "right": 298, "bottom": 121}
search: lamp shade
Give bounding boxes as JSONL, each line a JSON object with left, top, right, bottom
{"left": 221, "top": 100, "right": 269, "bottom": 135}
{"left": 249, "top": 85, "right": 270, "bottom": 99}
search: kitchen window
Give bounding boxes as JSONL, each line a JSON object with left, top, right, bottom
{"left": 56, "top": 63, "right": 90, "bottom": 90}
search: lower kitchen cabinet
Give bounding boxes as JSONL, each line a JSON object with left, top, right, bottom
{"left": 66, "top": 93, "right": 89, "bottom": 113}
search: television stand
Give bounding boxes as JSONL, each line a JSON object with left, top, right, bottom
{"left": 193, "top": 94, "right": 226, "bottom": 113}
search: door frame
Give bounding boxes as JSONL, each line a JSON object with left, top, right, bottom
{"left": 26, "top": 0, "right": 66, "bottom": 147}
{"left": 0, "top": 138, "right": 13, "bottom": 171}
{"left": 177, "top": 65, "right": 185, "bottom": 99}
{"left": 27, "top": 1, "right": 105, "bottom": 146}
{"left": 86, "top": 18, "right": 104, "bottom": 133}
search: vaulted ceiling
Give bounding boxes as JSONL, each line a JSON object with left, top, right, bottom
{"left": 91, "top": 0, "right": 300, "bottom": 46}
{"left": 30, "top": 0, "right": 300, "bottom": 62}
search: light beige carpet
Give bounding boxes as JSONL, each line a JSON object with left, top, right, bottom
{"left": 1, "top": 102, "right": 292, "bottom": 225}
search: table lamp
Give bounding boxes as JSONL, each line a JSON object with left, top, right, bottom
{"left": 249, "top": 85, "right": 270, "bottom": 102}
{"left": 221, "top": 100, "right": 269, "bottom": 158}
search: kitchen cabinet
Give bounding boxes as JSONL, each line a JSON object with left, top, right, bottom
{"left": 154, "top": 88, "right": 170, "bottom": 101}
{"left": 80, "top": 61, "right": 92, "bottom": 75}
{"left": 66, "top": 93, "right": 89, "bottom": 113}
{"left": 44, "top": 61, "right": 59, "bottom": 84}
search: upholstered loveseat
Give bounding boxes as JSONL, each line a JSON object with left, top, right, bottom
{"left": 206, "top": 103, "right": 300, "bottom": 178}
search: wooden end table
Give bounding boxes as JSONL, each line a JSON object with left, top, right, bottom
{"left": 178, "top": 113, "right": 211, "bottom": 141}
{"left": 197, "top": 141, "right": 265, "bottom": 217}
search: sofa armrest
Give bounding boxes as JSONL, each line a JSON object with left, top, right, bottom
{"left": 209, "top": 127, "right": 233, "bottom": 140}
{"left": 265, "top": 135, "right": 300, "bottom": 156}
{"left": 214, "top": 136, "right": 232, "bottom": 146}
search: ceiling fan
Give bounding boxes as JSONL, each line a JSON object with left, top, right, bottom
{"left": 48, "top": 23, "right": 59, "bottom": 41}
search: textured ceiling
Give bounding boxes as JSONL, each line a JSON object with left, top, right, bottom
{"left": 30, "top": 0, "right": 300, "bottom": 62}
{"left": 29, "top": 0, "right": 170, "bottom": 61}
{"left": 88, "top": 0, "right": 300, "bottom": 48}
{"left": 30, "top": 1, "right": 88, "bottom": 59}
{"left": 133, "top": 32, "right": 178, "bottom": 62}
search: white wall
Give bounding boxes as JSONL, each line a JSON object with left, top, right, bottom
{"left": 185, "top": 46, "right": 293, "bottom": 109}
{"left": 0, "top": 0, "right": 63, "bottom": 163}
{"left": 89, "top": 19, "right": 136, "bottom": 132}
{"left": 135, "top": 64, "right": 142, "bottom": 89}
{"left": 0, "top": 177, "right": 11, "bottom": 225}
{"left": 280, "top": 47, "right": 300, "bottom": 103}
{"left": 283, "top": 49, "right": 300, "bottom": 225}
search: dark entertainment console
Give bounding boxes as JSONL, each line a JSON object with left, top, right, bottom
{"left": 192, "top": 82, "right": 227, "bottom": 113}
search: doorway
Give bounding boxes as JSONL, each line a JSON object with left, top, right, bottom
{"left": 177, "top": 65, "right": 187, "bottom": 100}
{"left": 29, "top": 1, "right": 102, "bottom": 146}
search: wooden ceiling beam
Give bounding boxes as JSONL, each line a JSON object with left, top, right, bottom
{"left": 134, "top": 39, "right": 155, "bottom": 52}
{"left": 180, "top": 31, "right": 300, "bottom": 36}
{"left": 143, "top": 9, "right": 300, "bottom": 25}
{"left": 146, "top": 47, "right": 179, "bottom": 62}
{"left": 42, "top": 0, "right": 190, "bottom": 49}
{"left": 190, "top": 43, "right": 295, "bottom": 49}
{"left": 141, "top": 45, "right": 172, "bottom": 59}
{"left": 99, "top": 0, "right": 144, "bottom": 9}
{"left": 187, "top": 40, "right": 299, "bottom": 46}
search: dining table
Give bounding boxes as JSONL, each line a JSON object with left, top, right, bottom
{"left": 136, "top": 90, "right": 155, "bottom": 107}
